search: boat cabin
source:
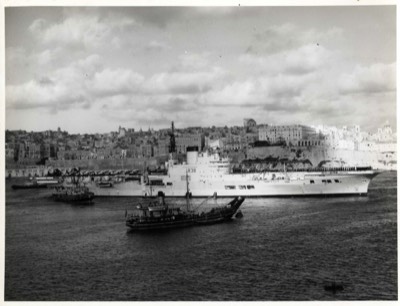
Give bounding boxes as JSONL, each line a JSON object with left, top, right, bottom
{"left": 134, "top": 204, "right": 183, "bottom": 218}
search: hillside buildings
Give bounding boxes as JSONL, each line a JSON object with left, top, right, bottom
{"left": 5, "top": 120, "right": 397, "bottom": 170}
{"left": 258, "top": 125, "right": 318, "bottom": 146}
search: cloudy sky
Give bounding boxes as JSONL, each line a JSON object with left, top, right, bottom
{"left": 5, "top": 6, "right": 396, "bottom": 134}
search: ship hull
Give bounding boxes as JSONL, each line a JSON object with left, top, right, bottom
{"left": 146, "top": 172, "right": 377, "bottom": 197}
{"left": 52, "top": 193, "right": 95, "bottom": 203}
{"left": 126, "top": 218, "right": 195, "bottom": 231}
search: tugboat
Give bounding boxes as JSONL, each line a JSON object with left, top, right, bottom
{"left": 52, "top": 185, "right": 95, "bottom": 203}
{"left": 125, "top": 191, "right": 245, "bottom": 231}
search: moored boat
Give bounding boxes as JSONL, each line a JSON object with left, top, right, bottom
{"left": 52, "top": 185, "right": 95, "bottom": 203}
{"left": 12, "top": 176, "right": 60, "bottom": 190}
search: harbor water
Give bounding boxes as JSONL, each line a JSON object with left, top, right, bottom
{"left": 5, "top": 171, "right": 397, "bottom": 301}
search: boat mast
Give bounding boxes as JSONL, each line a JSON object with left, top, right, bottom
{"left": 186, "top": 168, "right": 190, "bottom": 211}
{"left": 284, "top": 162, "right": 289, "bottom": 181}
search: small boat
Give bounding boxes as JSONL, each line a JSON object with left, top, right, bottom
{"left": 125, "top": 191, "right": 245, "bottom": 231}
{"left": 11, "top": 176, "right": 59, "bottom": 189}
{"left": 52, "top": 185, "right": 95, "bottom": 203}
{"left": 324, "top": 282, "right": 344, "bottom": 293}
{"left": 11, "top": 181, "right": 47, "bottom": 189}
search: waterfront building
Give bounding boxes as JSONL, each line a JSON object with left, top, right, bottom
{"left": 141, "top": 143, "right": 153, "bottom": 158}
{"left": 154, "top": 137, "right": 170, "bottom": 157}
{"left": 258, "top": 125, "right": 316, "bottom": 146}
{"left": 358, "top": 141, "right": 377, "bottom": 152}
{"left": 111, "top": 146, "right": 127, "bottom": 159}
{"left": 337, "top": 139, "right": 355, "bottom": 150}
{"left": 5, "top": 143, "right": 15, "bottom": 160}
{"left": 118, "top": 126, "right": 127, "bottom": 138}
{"left": 14, "top": 141, "right": 42, "bottom": 163}
{"left": 93, "top": 147, "right": 112, "bottom": 159}
{"left": 175, "top": 133, "right": 204, "bottom": 153}
{"left": 41, "top": 143, "right": 57, "bottom": 159}
{"left": 244, "top": 132, "right": 258, "bottom": 147}
{"left": 373, "top": 121, "right": 395, "bottom": 143}
{"left": 297, "top": 138, "right": 325, "bottom": 147}
{"left": 56, "top": 149, "right": 92, "bottom": 160}
{"left": 223, "top": 133, "right": 242, "bottom": 151}
{"left": 126, "top": 144, "right": 142, "bottom": 158}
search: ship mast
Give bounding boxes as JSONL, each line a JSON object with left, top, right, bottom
{"left": 186, "top": 168, "right": 190, "bottom": 212}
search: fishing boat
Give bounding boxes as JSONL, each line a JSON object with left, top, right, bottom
{"left": 52, "top": 185, "right": 95, "bottom": 203}
{"left": 125, "top": 191, "right": 245, "bottom": 231}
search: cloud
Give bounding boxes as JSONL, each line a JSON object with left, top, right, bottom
{"left": 6, "top": 78, "right": 87, "bottom": 111}
{"left": 126, "top": 7, "right": 242, "bottom": 28}
{"left": 201, "top": 70, "right": 316, "bottom": 109}
{"left": 250, "top": 23, "right": 343, "bottom": 55}
{"left": 126, "top": 7, "right": 187, "bottom": 28}
{"left": 38, "top": 76, "right": 54, "bottom": 86}
{"left": 90, "top": 68, "right": 145, "bottom": 97}
{"left": 179, "top": 52, "right": 212, "bottom": 69}
{"left": 5, "top": 7, "right": 396, "bottom": 133}
{"left": 145, "top": 40, "right": 171, "bottom": 52}
{"left": 259, "top": 74, "right": 315, "bottom": 102}
{"left": 338, "top": 63, "right": 396, "bottom": 94}
{"left": 145, "top": 68, "right": 224, "bottom": 95}
{"left": 240, "top": 44, "right": 332, "bottom": 76}
{"left": 201, "top": 79, "right": 263, "bottom": 108}
{"left": 6, "top": 54, "right": 102, "bottom": 111}
{"left": 28, "top": 18, "right": 47, "bottom": 34}
{"left": 159, "top": 97, "right": 200, "bottom": 113}
{"left": 6, "top": 49, "right": 223, "bottom": 115}
{"left": 102, "top": 106, "right": 170, "bottom": 127}
{"left": 29, "top": 11, "right": 138, "bottom": 50}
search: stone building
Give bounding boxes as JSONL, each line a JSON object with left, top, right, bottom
{"left": 258, "top": 125, "right": 316, "bottom": 146}
{"left": 154, "top": 137, "right": 170, "bottom": 157}
{"left": 243, "top": 118, "right": 257, "bottom": 128}
{"left": 175, "top": 133, "right": 204, "bottom": 153}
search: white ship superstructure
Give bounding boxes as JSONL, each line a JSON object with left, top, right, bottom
{"left": 145, "top": 151, "right": 378, "bottom": 197}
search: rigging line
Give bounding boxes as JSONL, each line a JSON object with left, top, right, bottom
{"left": 192, "top": 194, "right": 217, "bottom": 212}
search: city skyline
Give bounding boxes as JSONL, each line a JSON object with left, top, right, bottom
{"left": 5, "top": 5, "right": 396, "bottom": 134}
{"left": 4, "top": 119, "right": 396, "bottom": 136}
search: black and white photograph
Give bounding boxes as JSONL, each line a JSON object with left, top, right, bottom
{"left": 3, "top": 1, "right": 397, "bottom": 302}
